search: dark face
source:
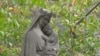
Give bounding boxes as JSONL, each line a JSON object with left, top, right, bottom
{"left": 39, "top": 15, "right": 51, "bottom": 28}
{"left": 38, "top": 8, "right": 52, "bottom": 28}
{"left": 42, "top": 24, "right": 52, "bottom": 36}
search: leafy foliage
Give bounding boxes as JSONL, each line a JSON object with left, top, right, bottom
{"left": 0, "top": 0, "right": 100, "bottom": 56}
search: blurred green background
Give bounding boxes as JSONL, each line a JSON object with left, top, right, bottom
{"left": 0, "top": 0, "right": 100, "bottom": 56}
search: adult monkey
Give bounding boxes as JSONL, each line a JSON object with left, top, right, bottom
{"left": 20, "top": 8, "right": 59, "bottom": 56}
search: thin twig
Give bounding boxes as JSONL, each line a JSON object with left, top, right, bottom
{"left": 76, "top": 2, "right": 100, "bottom": 26}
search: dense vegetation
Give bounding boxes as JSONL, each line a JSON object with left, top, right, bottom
{"left": 0, "top": 0, "right": 100, "bottom": 56}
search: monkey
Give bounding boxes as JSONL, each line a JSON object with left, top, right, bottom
{"left": 20, "top": 8, "right": 52, "bottom": 56}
